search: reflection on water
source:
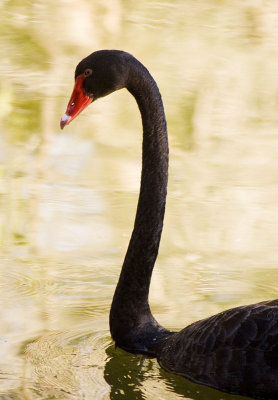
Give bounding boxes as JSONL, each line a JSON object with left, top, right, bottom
{"left": 1, "top": 0, "right": 278, "bottom": 399}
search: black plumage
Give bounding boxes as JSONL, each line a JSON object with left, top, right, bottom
{"left": 61, "top": 50, "right": 278, "bottom": 400}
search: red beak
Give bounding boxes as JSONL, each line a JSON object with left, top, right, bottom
{"left": 60, "top": 74, "right": 93, "bottom": 129}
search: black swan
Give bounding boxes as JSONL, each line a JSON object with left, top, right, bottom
{"left": 60, "top": 50, "right": 278, "bottom": 400}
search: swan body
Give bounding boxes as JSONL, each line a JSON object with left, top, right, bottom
{"left": 61, "top": 50, "right": 278, "bottom": 400}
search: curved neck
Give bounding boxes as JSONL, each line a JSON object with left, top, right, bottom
{"left": 109, "top": 58, "right": 169, "bottom": 352}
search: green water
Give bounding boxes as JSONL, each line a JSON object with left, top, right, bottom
{"left": 0, "top": 1, "right": 278, "bottom": 399}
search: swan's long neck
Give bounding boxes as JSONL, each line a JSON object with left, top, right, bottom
{"left": 109, "top": 58, "right": 170, "bottom": 353}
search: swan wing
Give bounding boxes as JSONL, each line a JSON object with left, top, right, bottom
{"left": 157, "top": 299, "right": 278, "bottom": 398}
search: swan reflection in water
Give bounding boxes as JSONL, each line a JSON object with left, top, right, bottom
{"left": 104, "top": 344, "right": 250, "bottom": 400}
{"left": 24, "top": 330, "right": 249, "bottom": 399}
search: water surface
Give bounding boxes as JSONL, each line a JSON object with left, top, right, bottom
{"left": 1, "top": 1, "right": 278, "bottom": 399}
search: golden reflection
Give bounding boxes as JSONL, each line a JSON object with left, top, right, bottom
{"left": 0, "top": 1, "right": 278, "bottom": 399}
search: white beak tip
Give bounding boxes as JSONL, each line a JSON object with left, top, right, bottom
{"left": 60, "top": 113, "right": 71, "bottom": 129}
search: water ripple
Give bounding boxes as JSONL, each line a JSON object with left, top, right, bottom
{"left": 25, "top": 329, "right": 111, "bottom": 400}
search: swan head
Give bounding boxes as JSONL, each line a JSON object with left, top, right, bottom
{"left": 60, "top": 50, "right": 129, "bottom": 129}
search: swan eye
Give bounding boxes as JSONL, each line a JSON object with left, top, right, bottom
{"left": 84, "top": 68, "right": 93, "bottom": 77}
